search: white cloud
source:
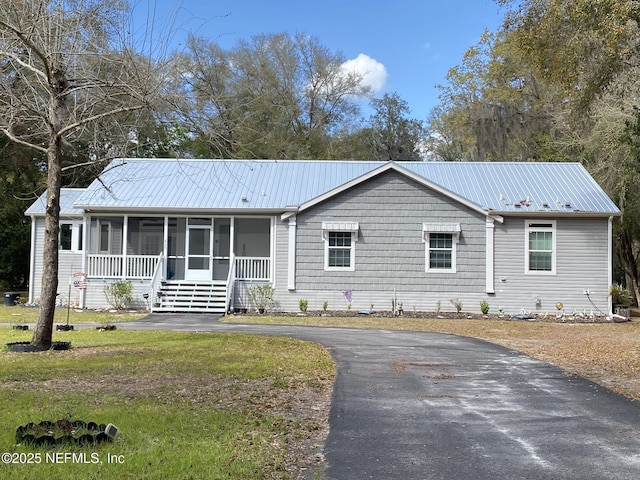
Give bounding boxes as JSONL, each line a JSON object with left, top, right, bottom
{"left": 340, "top": 54, "right": 387, "bottom": 93}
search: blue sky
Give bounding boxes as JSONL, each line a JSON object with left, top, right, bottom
{"left": 135, "top": 1, "right": 506, "bottom": 120}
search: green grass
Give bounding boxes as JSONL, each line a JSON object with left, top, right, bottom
{"left": 0, "top": 304, "right": 147, "bottom": 326}
{"left": 0, "top": 328, "right": 334, "bottom": 479}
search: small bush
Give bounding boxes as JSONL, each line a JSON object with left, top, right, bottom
{"left": 299, "top": 298, "right": 308, "bottom": 312}
{"left": 248, "top": 284, "right": 274, "bottom": 311}
{"left": 104, "top": 281, "right": 133, "bottom": 310}
{"left": 609, "top": 284, "right": 634, "bottom": 306}
{"left": 322, "top": 300, "right": 328, "bottom": 311}
{"left": 480, "top": 299, "right": 490, "bottom": 315}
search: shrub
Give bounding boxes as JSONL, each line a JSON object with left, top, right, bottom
{"left": 299, "top": 298, "right": 308, "bottom": 312}
{"left": 322, "top": 300, "right": 328, "bottom": 311}
{"left": 248, "top": 284, "right": 274, "bottom": 312}
{"left": 480, "top": 299, "right": 490, "bottom": 315}
{"left": 609, "top": 284, "right": 634, "bottom": 306}
{"left": 104, "top": 281, "right": 133, "bottom": 310}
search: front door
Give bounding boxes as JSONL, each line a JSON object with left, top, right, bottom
{"left": 186, "top": 220, "right": 212, "bottom": 281}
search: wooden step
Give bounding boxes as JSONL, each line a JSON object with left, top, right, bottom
{"left": 153, "top": 281, "right": 228, "bottom": 313}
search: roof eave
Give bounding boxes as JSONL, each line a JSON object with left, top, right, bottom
{"left": 289, "top": 162, "right": 495, "bottom": 219}
{"left": 77, "top": 206, "right": 285, "bottom": 215}
{"left": 497, "top": 210, "right": 621, "bottom": 217}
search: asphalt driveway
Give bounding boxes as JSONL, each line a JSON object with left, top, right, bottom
{"left": 122, "top": 315, "right": 640, "bottom": 479}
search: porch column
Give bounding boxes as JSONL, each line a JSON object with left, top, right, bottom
{"left": 80, "top": 214, "right": 89, "bottom": 309}
{"left": 28, "top": 216, "right": 36, "bottom": 304}
{"left": 122, "top": 215, "right": 128, "bottom": 279}
{"left": 288, "top": 216, "right": 297, "bottom": 290}
{"left": 163, "top": 216, "right": 169, "bottom": 280}
{"left": 485, "top": 217, "right": 495, "bottom": 294}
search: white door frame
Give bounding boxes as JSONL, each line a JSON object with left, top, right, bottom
{"left": 185, "top": 223, "right": 213, "bottom": 281}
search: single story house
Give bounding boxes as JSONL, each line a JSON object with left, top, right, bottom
{"left": 25, "top": 159, "right": 620, "bottom": 316}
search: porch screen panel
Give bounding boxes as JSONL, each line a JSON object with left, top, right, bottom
{"left": 234, "top": 218, "right": 270, "bottom": 257}
{"left": 127, "top": 217, "right": 163, "bottom": 255}
{"left": 89, "top": 217, "right": 123, "bottom": 254}
{"left": 167, "top": 218, "right": 186, "bottom": 280}
{"left": 213, "top": 218, "right": 231, "bottom": 280}
{"left": 214, "top": 218, "right": 231, "bottom": 257}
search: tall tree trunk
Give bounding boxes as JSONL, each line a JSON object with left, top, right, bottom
{"left": 617, "top": 230, "right": 640, "bottom": 307}
{"left": 32, "top": 65, "right": 66, "bottom": 347}
{"left": 32, "top": 146, "right": 62, "bottom": 346}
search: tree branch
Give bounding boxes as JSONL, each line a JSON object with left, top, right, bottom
{"left": 0, "top": 50, "right": 48, "bottom": 82}
{"left": 0, "top": 127, "right": 47, "bottom": 153}
{"left": 57, "top": 104, "right": 146, "bottom": 138}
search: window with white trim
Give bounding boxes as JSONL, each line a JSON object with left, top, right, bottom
{"left": 59, "top": 222, "right": 83, "bottom": 252}
{"left": 60, "top": 223, "right": 72, "bottom": 250}
{"left": 99, "top": 221, "right": 111, "bottom": 253}
{"left": 322, "top": 222, "right": 358, "bottom": 271}
{"left": 525, "top": 220, "right": 556, "bottom": 274}
{"left": 423, "top": 223, "right": 460, "bottom": 273}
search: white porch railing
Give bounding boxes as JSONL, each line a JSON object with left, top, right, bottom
{"left": 87, "top": 254, "right": 161, "bottom": 278}
{"left": 88, "top": 254, "right": 269, "bottom": 281}
{"left": 126, "top": 255, "right": 160, "bottom": 278}
{"left": 235, "top": 256, "right": 271, "bottom": 280}
{"left": 87, "top": 255, "right": 122, "bottom": 277}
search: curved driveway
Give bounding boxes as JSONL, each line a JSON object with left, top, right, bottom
{"left": 123, "top": 315, "right": 640, "bottom": 480}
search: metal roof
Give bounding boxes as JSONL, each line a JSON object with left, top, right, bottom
{"left": 25, "top": 188, "right": 86, "bottom": 216}
{"left": 401, "top": 161, "right": 620, "bottom": 215}
{"left": 45, "top": 159, "right": 619, "bottom": 216}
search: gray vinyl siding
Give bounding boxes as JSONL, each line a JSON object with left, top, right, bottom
{"left": 493, "top": 217, "right": 610, "bottom": 313}
{"left": 29, "top": 217, "right": 84, "bottom": 306}
{"left": 294, "top": 170, "right": 486, "bottom": 294}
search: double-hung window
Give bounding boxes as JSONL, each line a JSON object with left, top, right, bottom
{"left": 525, "top": 220, "right": 556, "bottom": 274}
{"left": 429, "top": 233, "right": 453, "bottom": 269}
{"left": 322, "top": 222, "right": 359, "bottom": 271}
{"left": 423, "top": 223, "right": 460, "bottom": 273}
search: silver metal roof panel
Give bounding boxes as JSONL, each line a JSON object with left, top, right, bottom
{"left": 24, "top": 188, "right": 86, "bottom": 216}
{"left": 65, "top": 159, "right": 619, "bottom": 215}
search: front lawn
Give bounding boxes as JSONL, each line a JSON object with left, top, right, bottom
{"left": 0, "top": 328, "right": 335, "bottom": 479}
{"left": 0, "top": 304, "right": 146, "bottom": 327}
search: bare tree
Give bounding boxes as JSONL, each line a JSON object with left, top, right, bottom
{"left": 0, "top": 0, "right": 165, "bottom": 346}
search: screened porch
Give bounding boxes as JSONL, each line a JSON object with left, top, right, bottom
{"left": 85, "top": 216, "right": 273, "bottom": 282}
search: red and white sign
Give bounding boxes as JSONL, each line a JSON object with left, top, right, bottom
{"left": 71, "top": 272, "right": 88, "bottom": 289}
